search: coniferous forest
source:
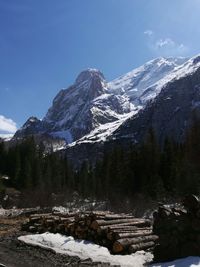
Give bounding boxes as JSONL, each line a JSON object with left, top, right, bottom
{"left": 0, "top": 119, "right": 200, "bottom": 207}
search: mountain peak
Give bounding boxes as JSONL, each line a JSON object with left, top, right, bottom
{"left": 146, "top": 56, "right": 188, "bottom": 67}
{"left": 22, "top": 117, "right": 41, "bottom": 128}
{"left": 75, "top": 68, "right": 105, "bottom": 85}
{"left": 27, "top": 116, "right": 40, "bottom": 123}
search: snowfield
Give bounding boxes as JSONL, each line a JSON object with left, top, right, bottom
{"left": 18, "top": 233, "right": 153, "bottom": 267}
{"left": 18, "top": 233, "right": 200, "bottom": 267}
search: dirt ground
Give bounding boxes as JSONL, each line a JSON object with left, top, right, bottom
{"left": 0, "top": 216, "right": 114, "bottom": 267}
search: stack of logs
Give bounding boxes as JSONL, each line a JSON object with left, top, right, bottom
{"left": 153, "top": 195, "right": 200, "bottom": 262}
{"left": 22, "top": 211, "right": 158, "bottom": 254}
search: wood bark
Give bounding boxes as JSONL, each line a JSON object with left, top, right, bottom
{"left": 113, "top": 235, "right": 158, "bottom": 253}
{"left": 91, "top": 219, "right": 151, "bottom": 230}
{"left": 129, "top": 241, "right": 155, "bottom": 253}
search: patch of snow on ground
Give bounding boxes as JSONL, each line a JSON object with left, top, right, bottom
{"left": 18, "top": 233, "right": 153, "bottom": 267}
{"left": 0, "top": 207, "right": 27, "bottom": 217}
{"left": 0, "top": 207, "right": 23, "bottom": 217}
{"left": 0, "top": 207, "right": 42, "bottom": 217}
{"left": 52, "top": 206, "right": 69, "bottom": 213}
{"left": 0, "top": 207, "right": 6, "bottom": 216}
{"left": 151, "top": 256, "right": 200, "bottom": 267}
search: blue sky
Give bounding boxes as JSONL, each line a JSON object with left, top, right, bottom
{"left": 0, "top": 0, "right": 200, "bottom": 134}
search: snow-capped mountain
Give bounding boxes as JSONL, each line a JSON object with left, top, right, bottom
{"left": 112, "top": 55, "right": 200, "bottom": 143}
{"left": 67, "top": 56, "right": 187, "bottom": 145}
{"left": 15, "top": 68, "right": 132, "bottom": 143}
{"left": 16, "top": 55, "right": 200, "bottom": 149}
{"left": 43, "top": 69, "right": 132, "bottom": 142}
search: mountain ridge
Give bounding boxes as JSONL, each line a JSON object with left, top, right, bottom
{"left": 14, "top": 55, "right": 200, "bottom": 151}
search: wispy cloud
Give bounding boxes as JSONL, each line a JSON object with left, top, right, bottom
{"left": 144, "top": 30, "right": 154, "bottom": 36}
{"left": 155, "top": 38, "right": 187, "bottom": 54}
{"left": 0, "top": 115, "right": 17, "bottom": 134}
{"left": 144, "top": 30, "right": 189, "bottom": 56}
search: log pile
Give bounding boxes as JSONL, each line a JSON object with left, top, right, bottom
{"left": 22, "top": 211, "right": 157, "bottom": 254}
{"left": 153, "top": 195, "right": 200, "bottom": 262}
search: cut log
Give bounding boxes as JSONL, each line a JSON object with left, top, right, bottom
{"left": 22, "top": 211, "right": 156, "bottom": 256}
{"left": 101, "top": 224, "right": 152, "bottom": 232}
{"left": 129, "top": 241, "right": 155, "bottom": 253}
{"left": 91, "top": 219, "right": 151, "bottom": 230}
{"left": 52, "top": 212, "right": 77, "bottom": 218}
{"left": 30, "top": 213, "right": 52, "bottom": 219}
{"left": 90, "top": 211, "right": 114, "bottom": 216}
{"left": 104, "top": 214, "right": 135, "bottom": 220}
{"left": 113, "top": 235, "right": 158, "bottom": 253}
{"left": 113, "top": 230, "right": 153, "bottom": 240}
{"left": 113, "top": 227, "right": 152, "bottom": 231}
{"left": 59, "top": 217, "right": 74, "bottom": 223}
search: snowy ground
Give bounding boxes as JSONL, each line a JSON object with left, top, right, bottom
{"left": 18, "top": 233, "right": 200, "bottom": 267}
{"left": 0, "top": 206, "right": 41, "bottom": 217}
{"left": 18, "top": 233, "right": 153, "bottom": 267}
{"left": 0, "top": 207, "right": 24, "bottom": 217}
{"left": 152, "top": 257, "right": 200, "bottom": 267}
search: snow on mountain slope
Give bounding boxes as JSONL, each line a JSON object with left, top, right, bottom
{"left": 108, "top": 57, "right": 187, "bottom": 107}
{"left": 69, "top": 110, "right": 137, "bottom": 147}
{"left": 75, "top": 55, "right": 200, "bottom": 145}
{"left": 66, "top": 57, "right": 187, "bottom": 145}
{"left": 112, "top": 54, "right": 200, "bottom": 144}
{"left": 15, "top": 56, "right": 196, "bottom": 146}
{"left": 40, "top": 69, "right": 131, "bottom": 143}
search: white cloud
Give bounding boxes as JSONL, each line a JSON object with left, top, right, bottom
{"left": 144, "top": 30, "right": 153, "bottom": 36}
{"left": 0, "top": 115, "right": 17, "bottom": 133}
{"left": 144, "top": 31, "right": 189, "bottom": 56}
{"left": 155, "top": 38, "right": 187, "bottom": 52}
{"left": 153, "top": 38, "right": 188, "bottom": 56}
{"left": 155, "top": 38, "right": 175, "bottom": 48}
